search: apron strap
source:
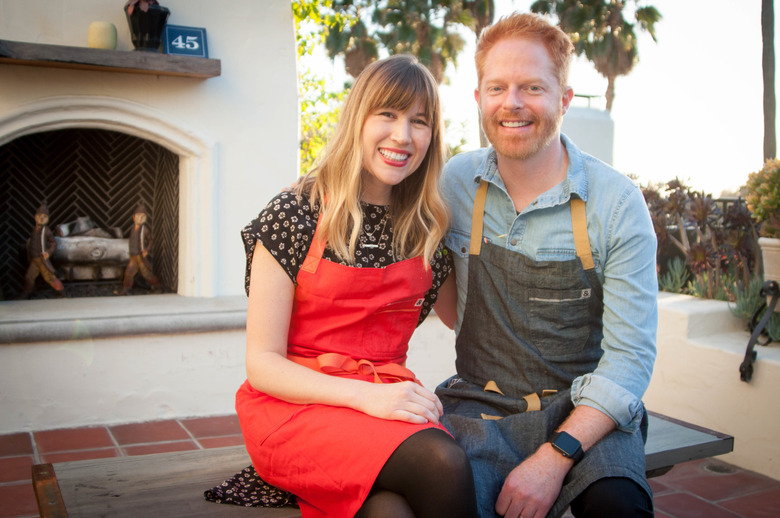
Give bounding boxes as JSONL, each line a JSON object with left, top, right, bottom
{"left": 570, "top": 197, "right": 595, "bottom": 271}
{"left": 300, "top": 211, "right": 327, "bottom": 274}
{"left": 469, "top": 181, "right": 489, "bottom": 256}
{"left": 470, "top": 180, "right": 595, "bottom": 271}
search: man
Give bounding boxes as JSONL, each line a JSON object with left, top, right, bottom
{"left": 116, "top": 202, "right": 162, "bottom": 295}
{"left": 434, "top": 12, "right": 657, "bottom": 518}
{"left": 18, "top": 201, "right": 66, "bottom": 299}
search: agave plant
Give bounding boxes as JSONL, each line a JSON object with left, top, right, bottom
{"left": 642, "top": 178, "right": 761, "bottom": 301}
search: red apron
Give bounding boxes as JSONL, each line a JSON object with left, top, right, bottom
{"left": 236, "top": 216, "right": 445, "bottom": 518}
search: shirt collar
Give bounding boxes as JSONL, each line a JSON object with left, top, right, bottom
{"left": 472, "top": 133, "right": 590, "bottom": 206}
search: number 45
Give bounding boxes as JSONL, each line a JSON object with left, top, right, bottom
{"left": 171, "top": 35, "right": 200, "bottom": 50}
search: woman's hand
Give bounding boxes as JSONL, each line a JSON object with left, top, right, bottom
{"left": 358, "top": 381, "right": 444, "bottom": 425}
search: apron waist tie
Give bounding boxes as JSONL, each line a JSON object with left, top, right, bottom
{"left": 481, "top": 380, "right": 558, "bottom": 419}
{"left": 289, "top": 352, "right": 420, "bottom": 385}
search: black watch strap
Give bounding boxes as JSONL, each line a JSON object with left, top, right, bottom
{"left": 549, "top": 431, "right": 584, "bottom": 463}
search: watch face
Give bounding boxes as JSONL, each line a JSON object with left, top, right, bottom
{"left": 553, "top": 432, "right": 581, "bottom": 458}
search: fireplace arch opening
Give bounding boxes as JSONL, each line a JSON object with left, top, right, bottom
{"left": 0, "top": 95, "right": 218, "bottom": 299}
{"left": 1, "top": 128, "right": 179, "bottom": 299}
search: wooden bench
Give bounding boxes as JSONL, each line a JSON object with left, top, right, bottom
{"left": 32, "top": 412, "right": 733, "bottom": 517}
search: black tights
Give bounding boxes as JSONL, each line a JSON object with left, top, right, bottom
{"left": 355, "top": 428, "right": 478, "bottom": 518}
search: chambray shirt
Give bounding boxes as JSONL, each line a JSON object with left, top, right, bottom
{"left": 442, "top": 134, "right": 658, "bottom": 432}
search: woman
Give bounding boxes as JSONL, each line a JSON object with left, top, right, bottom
{"left": 235, "top": 55, "right": 478, "bottom": 517}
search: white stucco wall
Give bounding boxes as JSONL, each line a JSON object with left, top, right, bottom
{"left": 562, "top": 106, "right": 614, "bottom": 165}
{"left": 1, "top": 329, "right": 247, "bottom": 432}
{"left": 644, "top": 293, "right": 780, "bottom": 480}
{"left": 0, "top": 299, "right": 457, "bottom": 434}
{"left": 0, "top": 0, "right": 298, "bottom": 297}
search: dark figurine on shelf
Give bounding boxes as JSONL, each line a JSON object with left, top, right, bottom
{"left": 115, "top": 202, "right": 162, "bottom": 295}
{"left": 17, "top": 201, "right": 66, "bottom": 299}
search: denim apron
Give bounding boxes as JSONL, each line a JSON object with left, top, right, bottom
{"left": 437, "top": 181, "right": 650, "bottom": 518}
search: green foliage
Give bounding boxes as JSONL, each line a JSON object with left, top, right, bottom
{"left": 643, "top": 178, "right": 760, "bottom": 302}
{"left": 730, "top": 276, "right": 780, "bottom": 342}
{"left": 745, "top": 158, "right": 780, "bottom": 238}
{"left": 323, "top": 0, "right": 485, "bottom": 82}
{"left": 293, "top": 1, "right": 356, "bottom": 174}
{"left": 298, "top": 73, "right": 348, "bottom": 174}
{"left": 658, "top": 257, "right": 688, "bottom": 294}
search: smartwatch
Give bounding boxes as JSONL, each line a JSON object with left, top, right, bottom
{"left": 549, "top": 431, "right": 584, "bottom": 463}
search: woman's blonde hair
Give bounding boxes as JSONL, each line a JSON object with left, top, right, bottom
{"left": 296, "top": 54, "right": 448, "bottom": 266}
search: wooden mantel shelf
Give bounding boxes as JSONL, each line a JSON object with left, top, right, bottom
{"left": 0, "top": 39, "right": 220, "bottom": 78}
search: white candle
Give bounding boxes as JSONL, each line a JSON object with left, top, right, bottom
{"left": 87, "top": 21, "right": 117, "bottom": 50}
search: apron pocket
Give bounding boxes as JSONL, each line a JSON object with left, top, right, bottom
{"left": 362, "top": 296, "right": 424, "bottom": 358}
{"left": 524, "top": 287, "right": 593, "bottom": 358}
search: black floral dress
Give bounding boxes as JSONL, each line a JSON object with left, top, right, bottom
{"left": 205, "top": 190, "right": 452, "bottom": 509}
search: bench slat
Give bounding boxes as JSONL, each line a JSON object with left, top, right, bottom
{"left": 50, "top": 446, "right": 299, "bottom": 517}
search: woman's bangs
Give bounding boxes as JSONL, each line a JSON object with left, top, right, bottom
{"left": 373, "top": 68, "right": 434, "bottom": 118}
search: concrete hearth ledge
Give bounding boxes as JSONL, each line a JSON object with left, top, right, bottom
{"left": 0, "top": 294, "right": 248, "bottom": 344}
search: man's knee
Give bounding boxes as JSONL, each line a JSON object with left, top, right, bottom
{"left": 571, "top": 477, "right": 653, "bottom": 518}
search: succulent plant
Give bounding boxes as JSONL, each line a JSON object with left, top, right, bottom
{"left": 745, "top": 158, "right": 780, "bottom": 238}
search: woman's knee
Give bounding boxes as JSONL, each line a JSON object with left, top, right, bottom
{"left": 413, "top": 429, "right": 472, "bottom": 475}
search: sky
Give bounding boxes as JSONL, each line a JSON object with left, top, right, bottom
{"left": 307, "top": 0, "right": 774, "bottom": 197}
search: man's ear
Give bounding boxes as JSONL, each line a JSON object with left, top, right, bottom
{"left": 474, "top": 87, "right": 481, "bottom": 108}
{"left": 561, "top": 86, "right": 574, "bottom": 115}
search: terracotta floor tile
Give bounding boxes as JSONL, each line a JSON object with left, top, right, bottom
{"left": 0, "top": 482, "right": 38, "bottom": 518}
{"left": 110, "top": 419, "right": 189, "bottom": 445}
{"left": 655, "top": 458, "right": 712, "bottom": 482}
{"left": 673, "top": 468, "right": 779, "bottom": 502}
{"left": 654, "top": 492, "right": 742, "bottom": 518}
{"left": 0, "top": 433, "right": 33, "bottom": 457}
{"left": 0, "top": 456, "right": 34, "bottom": 484}
{"left": 719, "top": 486, "right": 780, "bottom": 517}
{"left": 33, "top": 426, "right": 113, "bottom": 453}
{"left": 41, "top": 447, "right": 119, "bottom": 464}
{"left": 649, "top": 477, "right": 673, "bottom": 496}
{"left": 198, "top": 435, "right": 246, "bottom": 449}
{"left": 123, "top": 440, "right": 198, "bottom": 456}
{"left": 180, "top": 414, "right": 242, "bottom": 438}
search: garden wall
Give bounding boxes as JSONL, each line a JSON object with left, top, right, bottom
{"left": 644, "top": 292, "right": 780, "bottom": 480}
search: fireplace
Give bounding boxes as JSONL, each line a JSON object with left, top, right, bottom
{"left": 1, "top": 128, "right": 179, "bottom": 299}
{"left": 0, "top": 95, "right": 224, "bottom": 298}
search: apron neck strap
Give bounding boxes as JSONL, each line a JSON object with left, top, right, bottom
{"left": 469, "top": 181, "right": 489, "bottom": 255}
{"left": 300, "top": 211, "right": 327, "bottom": 274}
{"left": 570, "top": 197, "right": 595, "bottom": 270}
{"left": 469, "top": 180, "right": 595, "bottom": 271}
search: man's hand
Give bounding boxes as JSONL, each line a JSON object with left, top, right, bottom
{"left": 495, "top": 443, "right": 572, "bottom": 518}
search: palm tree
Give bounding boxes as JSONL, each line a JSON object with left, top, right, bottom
{"left": 763, "top": 0, "right": 776, "bottom": 160}
{"left": 372, "top": 0, "right": 468, "bottom": 83}
{"left": 531, "top": 0, "right": 662, "bottom": 112}
{"left": 323, "top": 0, "right": 492, "bottom": 84}
{"left": 461, "top": 0, "right": 495, "bottom": 38}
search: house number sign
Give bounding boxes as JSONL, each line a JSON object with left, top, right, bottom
{"left": 163, "top": 25, "right": 209, "bottom": 58}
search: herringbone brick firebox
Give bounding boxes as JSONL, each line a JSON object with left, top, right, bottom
{"left": 0, "top": 128, "right": 179, "bottom": 299}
